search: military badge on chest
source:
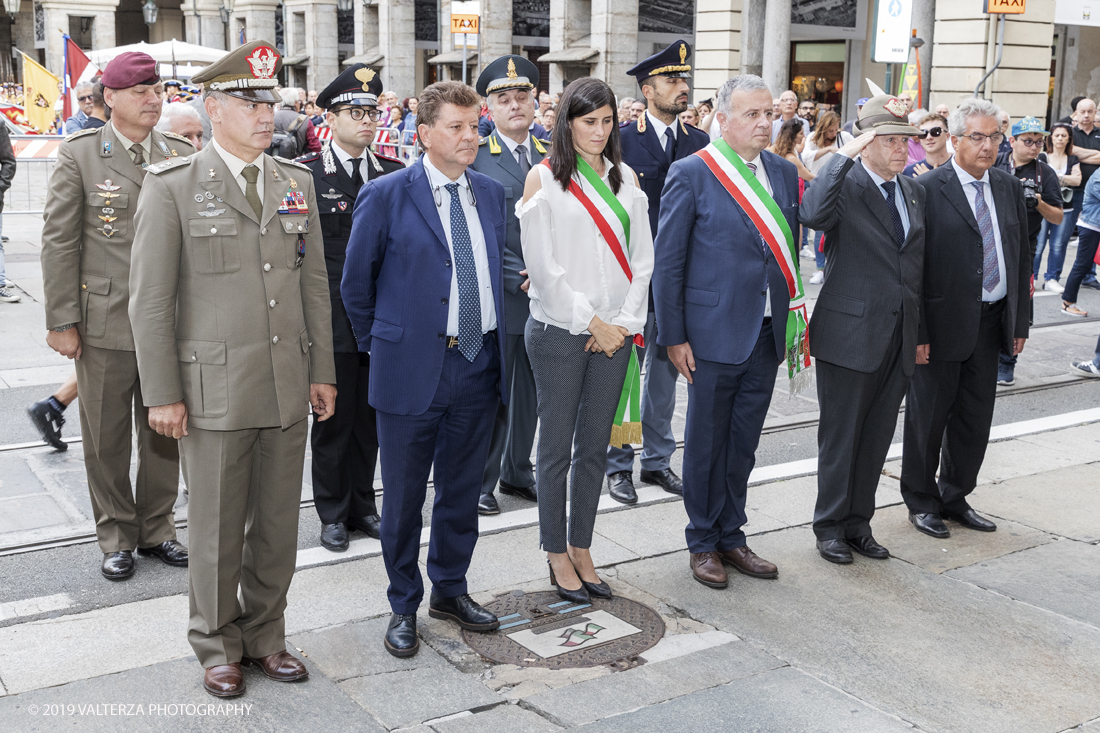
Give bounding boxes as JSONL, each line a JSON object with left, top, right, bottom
{"left": 277, "top": 181, "right": 309, "bottom": 267}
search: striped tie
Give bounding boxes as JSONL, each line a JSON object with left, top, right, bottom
{"left": 971, "top": 181, "right": 1001, "bottom": 292}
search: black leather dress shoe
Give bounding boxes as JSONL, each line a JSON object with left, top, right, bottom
{"left": 348, "top": 514, "right": 382, "bottom": 539}
{"left": 320, "top": 523, "right": 349, "bottom": 551}
{"left": 910, "top": 512, "right": 950, "bottom": 538}
{"left": 137, "top": 540, "right": 188, "bottom": 567}
{"left": 428, "top": 591, "right": 499, "bottom": 632}
{"left": 384, "top": 613, "right": 419, "bottom": 658}
{"left": 639, "top": 467, "right": 683, "bottom": 495}
{"left": 478, "top": 493, "right": 501, "bottom": 516}
{"left": 608, "top": 471, "right": 637, "bottom": 505}
{"left": 944, "top": 508, "right": 997, "bottom": 532}
{"left": 499, "top": 480, "right": 537, "bottom": 502}
{"left": 816, "top": 539, "right": 853, "bottom": 564}
{"left": 102, "top": 551, "right": 135, "bottom": 580}
{"left": 846, "top": 535, "right": 890, "bottom": 559}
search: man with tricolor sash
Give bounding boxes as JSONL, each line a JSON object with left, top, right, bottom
{"left": 653, "top": 75, "right": 806, "bottom": 590}
{"left": 799, "top": 94, "right": 926, "bottom": 565}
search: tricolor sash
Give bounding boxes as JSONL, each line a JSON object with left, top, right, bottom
{"left": 543, "top": 156, "right": 644, "bottom": 446}
{"left": 695, "top": 139, "right": 813, "bottom": 393}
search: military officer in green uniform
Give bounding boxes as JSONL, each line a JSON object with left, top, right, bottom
{"left": 128, "top": 40, "right": 337, "bottom": 698}
{"left": 298, "top": 64, "right": 402, "bottom": 552}
{"left": 41, "top": 51, "right": 193, "bottom": 581}
{"left": 471, "top": 54, "right": 548, "bottom": 515}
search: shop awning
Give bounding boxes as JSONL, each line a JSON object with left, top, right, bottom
{"left": 281, "top": 55, "right": 310, "bottom": 67}
{"left": 428, "top": 49, "right": 478, "bottom": 65}
{"left": 538, "top": 47, "right": 599, "bottom": 64}
{"left": 342, "top": 49, "right": 385, "bottom": 67}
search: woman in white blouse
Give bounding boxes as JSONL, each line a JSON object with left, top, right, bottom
{"left": 518, "top": 77, "right": 654, "bottom": 603}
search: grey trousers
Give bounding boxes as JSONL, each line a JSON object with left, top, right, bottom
{"left": 526, "top": 317, "right": 630, "bottom": 553}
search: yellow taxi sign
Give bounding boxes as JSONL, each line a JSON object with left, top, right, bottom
{"left": 984, "top": 0, "right": 1025, "bottom": 14}
{"left": 451, "top": 14, "right": 480, "bottom": 33}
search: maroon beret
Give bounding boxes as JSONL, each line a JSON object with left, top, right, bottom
{"left": 101, "top": 52, "right": 161, "bottom": 90}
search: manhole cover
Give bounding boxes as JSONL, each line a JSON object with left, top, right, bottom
{"left": 462, "top": 590, "right": 665, "bottom": 669}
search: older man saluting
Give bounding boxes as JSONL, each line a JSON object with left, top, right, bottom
{"left": 342, "top": 81, "right": 508, "bottom": 658}
{"left": 653, "top": 75, "right": 808, "bottom": 589}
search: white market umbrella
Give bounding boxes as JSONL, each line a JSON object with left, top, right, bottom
{"left": 88, "top": 39, "right": 228, "bottom": 68}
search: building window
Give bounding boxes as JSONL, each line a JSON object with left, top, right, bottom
{"left": 292, "top": 12, "right": 306, "bottom": 55}
{"left": 68, "top": 17, "right": 94, "bottom": 50}
{"left": 513, "top": 0, "right": 549, "bottom": 37}
{"left": 337, "top": 7, "right": 354, "bottom": 45}
{"left": 415, "top": 0, "right": 437, "bottom": 43}
{"left": 639, "top": 0, "right": 693, "bottom": 34}
{"left": 34, "top": 2, "right": 45, "bottom": 47}
{"left": 275, "top": 3, "right": 285, "bottom": 53}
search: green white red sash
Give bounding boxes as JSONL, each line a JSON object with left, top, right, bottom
{"left": 543, "top": 156, "right": 643, "bottom": 446}
{"left": 695, "top": 139, "right": 812, "bottom": 393}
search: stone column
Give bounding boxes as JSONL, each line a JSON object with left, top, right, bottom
{"left": 911, "top": 0, "right": 934, "bottom": 109}
{"left": 283, "top": 0, "right": 339, "bottom": 91}
{"left": 591, "top": 0, "right": 638, "bottom": 102}
{"left": 478, "top": 0, "right": 512, "bottom": 75}
{"left": 181, "top": 0, "right": 226, "bottom": 50}
{"left": 41, "top": 0, "right": 120, "bottom": 74}
{"left": 379, "top": 0, "right": 415, "bottom": 96}
{"left": 235, "top": 0, "right": 279, "bottom": 47}
{"left": 694, "top": 0, "right": 741, "bottom": 101}
{"left": 355, "top": 0, "right": 381, "bottom": 56}
{"left": 761, "top": 0, "right": 791, "bottom": 96}
{"left": 740, "top": 0, "right": 763, "bottom": 77}
{"left": 548, "top": 0, "right": 591, "bottom": 93}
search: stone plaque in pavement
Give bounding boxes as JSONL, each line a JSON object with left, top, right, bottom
{"left": 463, "top": 590, "right": 664, "bottom": 669}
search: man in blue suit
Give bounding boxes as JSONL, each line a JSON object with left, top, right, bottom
{"left": 342, "top": 81, "right": 508, "bottom": 658}
{"left": 653, "top": 75, "right": 801, "bottom": 589}
{"left": 607, "top": 39, "right": 711, "bottom": 504}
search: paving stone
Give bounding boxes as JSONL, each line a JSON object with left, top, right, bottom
{"left": 430, "top": 703, "right": 561, "bottom": 732}
{"left": 521, "top": 641, "right": 784, "bottom": 726}
{"left": 615, "top": 527, "right": 1100, "bottom": 733}
{"left": 976, "top": 438, "right": 1095, "bottom": 484}
{"left": 339, "top": 666, "right": 499, "bottom": 730}
{"left": 0, "top": 655, "right": 382, "bottom": 732}
{"left": 284, "top": 554, "right": 393, "bottom": 635}
{"left": 288, "top": 615, "right": 450, "bottom": 682}
{"left": 746, "top": 474, "right": 903, "bottom": 530}
{"left": 0, "top": 456, "right": 44, "bottom": 499}
{"left": 974, "top": 463, "right": 1100, "bottom": 542}
{"left": 947, "top": 539, "right": 1100, "bottom": 629}
{"left": 872, "top": 504, "right": 1054, "bottom": 574}
{"left": 581, "top": 666, "right": 915, "bottom": 733}
{"left": 0, "top": 495, "right": 72, "bottom": 534}
{"left": 1016, "top": 424, "right": 1100, "bottom": 458}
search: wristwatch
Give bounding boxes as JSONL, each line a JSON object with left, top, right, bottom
{"left": 51, "top": 323, "right": 77, "bottom": 333}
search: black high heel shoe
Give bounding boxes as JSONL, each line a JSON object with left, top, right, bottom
{"left": 581, "top": 578, "right": 612, "bottom": 598}
{"left": 548, "top": 560, "right": 590, "bottom": 604}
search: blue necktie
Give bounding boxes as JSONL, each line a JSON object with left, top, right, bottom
{"left": 663, "top": 128, "right": 675, "bottom": 165}
{"left": 971, "top": 181, "right": 1001, "bottom": 292}
{"left": 880, "top": 180, "right": 905, "bottom": 246}
{"left": 445, "top": 182, "right": 482, "bottom": 362}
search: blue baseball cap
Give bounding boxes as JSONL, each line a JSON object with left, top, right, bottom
{"left": 1011, "top": 116, "right": 1048, "bottom": 137}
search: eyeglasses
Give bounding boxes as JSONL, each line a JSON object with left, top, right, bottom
{"left": 77, "top": 95, "right": 94, "bottom": 102}
{"left": 922, "top": 127, "right": 946, "bottom": 138}
{"left": 1017, "top": 137, "right": 1044, "bottom": 147}
{"left": 337, "top": 107, "right": 381, "bottom": 121}
{"left": 960, "top": 132, "right": 1005, "bottom": 146}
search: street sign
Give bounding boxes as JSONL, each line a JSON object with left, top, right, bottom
{"left": 450, "top": 14, "right": 479, "bottom": 33}
{"left": 871, "top": 0, "right": 915, "bottom": 64}
{"left": 984, "top": 0, "right": 1026, "bottom": 12}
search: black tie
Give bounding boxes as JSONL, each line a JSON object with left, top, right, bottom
{"left": 516, "top": 144, "right": 530, "bottom": 176}
{"left": 351, "top": 158, "right": 363, "bottom": 188}
{"left": 881, "top": 180, "right": 905, "bottom": 245}
{"left": 663, "top": 128, "right": 675, "bottom": 164}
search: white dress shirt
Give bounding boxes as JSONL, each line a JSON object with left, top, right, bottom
{"left": 518, "top": 158, "right": 654, "bottom": 335}
{"left": 497, "top": 130, "right": 533, "bottom": 168}
{"left": 860, "top": 160, "right": 911, "bottom": 238}
{"left": 742, "top": 152, "right": 773, "bottom": 318}
{"left": 422, "top": 154, "right": 497, "bottom": 335}
{"left": 211, "top": 137, "right": 265, "bottom": 200}
{"left": 330, "top": 139, "right": 368, "bottom": 179}
{"left": 647, "top": 110, "right": 676, "bottom": 152}
{"left": 951, "top": 157, "right": 1007, "bottom": 301}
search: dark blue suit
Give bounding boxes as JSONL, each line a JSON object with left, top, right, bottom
{"left": 653, "top": 149, "right": 800, "bottom": 553}
{"left": 342, "top": 157, "right": 508, "bottom": 614}
{"left": 607, "top": 115, "right": 711, "bottom": 476}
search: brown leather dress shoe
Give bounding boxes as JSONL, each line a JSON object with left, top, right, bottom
{"left": 241, "top": 650, "right": 309, "bottom": 682}
{"left": 719, "top": 546, "right": 779, "bottom": 579}
{"left": 203, "top": 663, "right": 245, "bottom": 697}
{"left": 690, "top": 552, "right": 728, "bottom": 589}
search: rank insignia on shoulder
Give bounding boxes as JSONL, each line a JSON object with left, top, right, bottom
{"left": 63, "top": 127, "right": 97, "bottom": 143}
{"left": 532, "top": 137, "right": 548, "bottom": 155}
{"left": 147, "top": 157, "right": 192, "bottom": 175}
{"left": 488, "top": 135, "right": 501, "bottom": 155}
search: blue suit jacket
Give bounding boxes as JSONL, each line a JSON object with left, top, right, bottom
{"left": 341, "top": 157, "right": 509, "bottom": 416}
{"left": 652, "top": 149, "right": 801, "bottom": 365}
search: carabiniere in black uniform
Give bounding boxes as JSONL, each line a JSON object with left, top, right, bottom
{"left": 300, "top": 63, "right": 403, "bottom": 551}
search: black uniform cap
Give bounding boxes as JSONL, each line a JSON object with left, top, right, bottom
{"left": 476, "top": 55, "right": 539, "bottom": 98}
{"left": 317, "top": 64, "right": 384, "bottom": 109}
{"left": 626, "top": 39, "right": 693, "bottom": 85}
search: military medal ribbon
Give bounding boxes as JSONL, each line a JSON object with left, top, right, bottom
{"left": 542, "top": 157, "right": 644, "bottom": 447}
{"left": 695, "top": 140, "right": 813, "bottom": 394}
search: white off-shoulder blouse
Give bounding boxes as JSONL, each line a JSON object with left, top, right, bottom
{"left": 517, "top": 158, "right": 654, "bottom": 336}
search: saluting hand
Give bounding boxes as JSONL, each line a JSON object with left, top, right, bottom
{"left": 149, "top": 401, "right": 189, "bottom": 439}
{"left": 311, "top": 383, "right": 337, "bottom": 421}
{"left": 838, "top": 130, "right": 877, "bottom": 159}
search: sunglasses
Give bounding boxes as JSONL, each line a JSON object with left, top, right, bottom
{"left": 78, "top": 95, "right": 94, "bottom": 102}
{"left": 922, "top": 127, "right": 946, "bottom": 138}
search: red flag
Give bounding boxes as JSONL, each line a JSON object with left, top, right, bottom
{"left": 62, "top": 35, "right": 97, "bottom": 121}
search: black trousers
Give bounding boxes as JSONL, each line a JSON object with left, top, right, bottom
{"left": 901, "top": 300, "right": 1004, "bottom": 515}
{"left": 813, "top": 319, "right": 909, "bottom": 540}
{"left": 311, "top": 351, "right": 379, "bottom": 524}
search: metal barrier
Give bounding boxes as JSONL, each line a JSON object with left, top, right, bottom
{"left": 6, "top": 134, "right": 63, "bottom": 215}
{"left": 370, "top": 126, "right": 420, "bottom": 165}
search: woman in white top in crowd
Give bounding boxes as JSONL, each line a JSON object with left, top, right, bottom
{"left": 518, "top": 77, "right": 653, "bottom": 603}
